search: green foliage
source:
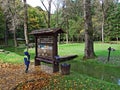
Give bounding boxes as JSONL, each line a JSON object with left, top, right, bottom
{"left": 55, "top": 0, "right": 85, "bottom": 42}
{"left": 68, "top": 17, "right": 84, "bottom": 42}
{"left": 1, "top": 0, "right": 120, "bottom": 43}
{"left": 28, "top": 6, "right": 46, "bottom": 31}
{"left": 105, "top": 3, "right": 120, "bottom": 40}
{"left": 27, "top": 6, "right": 47, "bottom": 40}
{"left": 16, "top": 6, "right": 47, "bottom": 39}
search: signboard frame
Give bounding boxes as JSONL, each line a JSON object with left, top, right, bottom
{"left": 30, "top": 28, "right": 64, "bottom": 72}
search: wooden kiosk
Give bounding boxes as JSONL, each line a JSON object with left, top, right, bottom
{"left": 30, "top": 28, "right": 64, "bottom": 72}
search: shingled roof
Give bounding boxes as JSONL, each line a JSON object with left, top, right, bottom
{"left": 30, "top": 28, "right": 64, "bottom": 35}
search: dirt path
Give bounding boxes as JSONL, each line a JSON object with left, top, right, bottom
{"left": 0, "top": 63, "right": 57, "bottom": 90}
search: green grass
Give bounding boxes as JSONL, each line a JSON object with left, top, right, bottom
{"left": 43, "top": 72, "right": 120, "bottom": 90}
{"left": 0, "top": 46, "right": 35, "bottom": 63}
{"left": 0, "top": 51, "right": 23, "bottom": 63}
{"left": 1, "top": 42, "right": 120, "bottom": 89}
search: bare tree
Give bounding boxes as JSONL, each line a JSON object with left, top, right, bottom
{"left": 53, "top": 0, "right": 61, "bottom": 27}
{"left": 23, "top": 0, "right": 29, "bottom": 51}
{"left": 40, "top": 0, "right": 52, "bottom": 28}
{"left": 83, "top": 0, "right": 96, "bottom": 59}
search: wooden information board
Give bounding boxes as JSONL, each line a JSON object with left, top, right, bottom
{"left": 37, "top": 36, "right": 53, "bottom": 59}
{"left": 30, "top": 28, "right": 64, "bottom": 72}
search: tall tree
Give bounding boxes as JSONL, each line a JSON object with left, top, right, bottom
{"left": 40, "top": 0, "right": 52, "bottom": 28}
{"left": 0, "top": 1, "right": 6, "bottom": 45}
{"left": 0, "top": 7, "right": 5, "bottom": 41}
{"left": 11, "top": 0, "right": 18, "bottom": 47}
{"left": 23, "top": 0, "right": 29, "bottom": 51}
{"left": 99, "top": 0, "right": 115, "bottom": 42}
{"left": 61, "top": 0, "right": 70, "bottom": 43}
{"left": 0, "top": 0, "right": 22, "bottom": 47}
{"left": 53, "top": 0, "right": 62, "bottom": 27}
{"left": 100, "top": 0, "right": 110, "bottom": 43}
{"left": 105, "top": 2, "right": 120, "bottom": 41}
{"left": 83, "top": 0, "right": 96, "bottom": 59}
{"left": 59, "top": 0, "right": 85, "bottom": 43}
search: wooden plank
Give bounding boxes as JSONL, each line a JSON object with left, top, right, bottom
{"left": 59, "top": 55, "right": 78, "bottom": 62}
{"left": 36, "top": 58, "right": 53, "bottom": 64}
{"left": 35, "top": 55, "right": 78, "bottom": 64}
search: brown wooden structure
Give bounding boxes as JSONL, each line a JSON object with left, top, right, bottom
{"left": 30, "top": 28, "right": 64, "bottom": 72}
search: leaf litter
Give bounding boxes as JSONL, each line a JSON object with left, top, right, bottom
{"left": 0, "top": 62, "right": 58, "bottom": 90}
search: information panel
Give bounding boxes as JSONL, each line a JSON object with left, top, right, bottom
{"left": 37, "top": 36, "right": 53, "bottom": 59}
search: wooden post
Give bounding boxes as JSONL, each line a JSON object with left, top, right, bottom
{"left": 53, "top": 61, "right": 59, "bottom": 73}
{"left": 35, "top": 58, "right": 41, "bottom": 66}
{"left": 107, "top": 47, "right": 111, "bottom": 62}
{"left": 35, "top": 36, "right": 40, "bottom": 66}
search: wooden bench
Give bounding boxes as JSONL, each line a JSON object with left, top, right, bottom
{"left": 59, "top": 55, "right": 78, "bottom": 62}
{"left": 36, "top": 57, "right": 54, "bottom": 64}
{"left": 35, "top": 55, "right": 78, "bottom": 73}
{"left": 36, "top": 55, "right": 78, "bottom": 64}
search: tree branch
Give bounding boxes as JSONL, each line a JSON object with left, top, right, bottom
{"left": 40, "top": 0, "right": 48, "bottom": 11}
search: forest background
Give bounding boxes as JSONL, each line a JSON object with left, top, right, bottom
{"left": 0, "top": 0, "right": 120, "bottom": 46}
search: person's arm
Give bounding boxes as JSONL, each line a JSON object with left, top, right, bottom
{"left": 28, "top": 55, "right": 30, "bottom": 61}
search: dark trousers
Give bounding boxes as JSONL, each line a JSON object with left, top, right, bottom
{"left": 25, "top": 64, "right": 29, "bottom": 73}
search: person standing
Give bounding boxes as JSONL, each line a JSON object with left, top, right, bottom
{"left": 24, "top": 51, "right": 30, "bottom": 73}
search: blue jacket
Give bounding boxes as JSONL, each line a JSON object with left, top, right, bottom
{"left": 24, "top": 52, "right": 30, "bottom": 65}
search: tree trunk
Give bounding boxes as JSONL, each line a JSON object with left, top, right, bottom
{"left": 48, "top": 0, "right": 52, "bottom": 28}
{"left": 65, "top": 17, "right": 69, "bottom": 44}
{"left": 83, "top": 0, "right": 96, "bottom": 59}
{"left": 66, "top": 33, "right": 69, "bottom": 44}
{"left": 48, "top": 11, "right": 50, "bottom": 28}
{"left": 13, "top": 5, "right": 18, "bottom": 47}
{"left": 13, "top": 17, "right": 18, "bottom": 47}
{"left": 24, "top": 0, "right": 29, "bottom": 51}
{"left": 4, "top": 16, "right": 8, "bottom": 46}
{"left": 101, "top": 0, "right": 105, "bottom": 43}
{"left": 101, "top": 20, "right": 104, "bottom": 43}
{"left": 116, "top": 37, "right": 118, "bottom": 44}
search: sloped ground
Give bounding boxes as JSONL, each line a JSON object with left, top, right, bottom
{"left": 0, "top": 63, "right": 57, "bottom": 90}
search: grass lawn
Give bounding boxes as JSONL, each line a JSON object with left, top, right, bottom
{"left": 0, "top": 42, "right": 120, "bottom": 89}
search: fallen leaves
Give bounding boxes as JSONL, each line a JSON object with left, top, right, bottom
{"left": 14, "top": 78, "right": 50, "bottom": 90}
{"left": 0, "top": 62, "right": 54, "bottom": 90}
